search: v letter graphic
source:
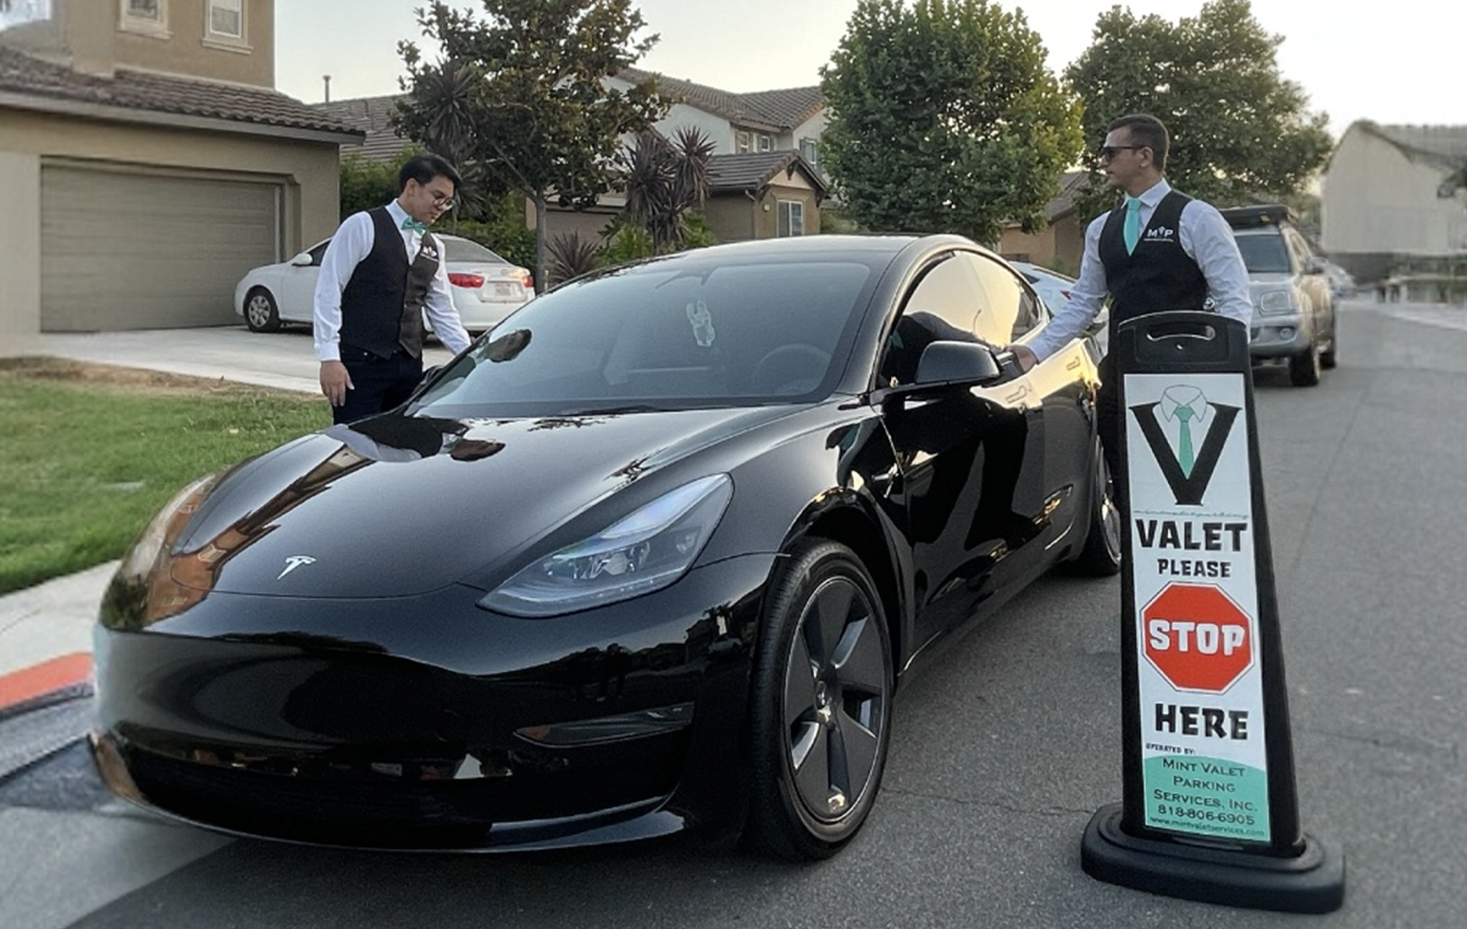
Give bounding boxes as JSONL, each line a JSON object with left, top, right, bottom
{"left": 1130, "top": 402, "right": 1241, "bottom": 505}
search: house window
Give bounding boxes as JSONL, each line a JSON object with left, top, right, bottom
{"left": 208, "top": 0, "right": 243, "bottom": 38}
{"left": 778, "top": 200, "right": 805, "bottom": 237}
{"left": 736, "top": 131, "right": 751, "bottom": 154}
{"left": 119, "top": 0, "right": 168, "bottom": 35}
{"left": 126, "top": 0, "right": 161, "bottom": 20}
{"left": 758, "top": 134, "right": 773, "bottom": 152}
{"left": 799, "top": 137, "right": 819, "bottom": 166}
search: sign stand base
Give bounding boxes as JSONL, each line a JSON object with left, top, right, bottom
{"left": 1082, "top": 803, "right": 1345, "bottom": 914}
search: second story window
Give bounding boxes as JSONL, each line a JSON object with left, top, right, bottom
{"left": 208, "top": 0, "right": 243, "bottom": 39}
{"left": 127, "top": 0, "right": 161, "bottom": 20}
{"left": 736, "top": 131, "right": 751, "bottom": 154}
{"left": 119, "top": 0, "right": 168, "bottom": 36}
{"left": 758, "top": 134, "right": 773, "bottom": 152}
{"left": 799, "top": 138, "right": 819, "bottom": 167}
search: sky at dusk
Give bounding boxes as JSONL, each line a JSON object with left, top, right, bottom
{"left": 275, "top": 0, "right": 1460, "bottom": 138}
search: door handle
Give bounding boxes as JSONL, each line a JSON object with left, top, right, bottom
{"left": 1005, "top": 384, "right": 1030, "bottom": 404}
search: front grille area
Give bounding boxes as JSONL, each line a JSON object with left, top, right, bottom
{"left": 121, "top": 732, "right": 687, "bottom": 848}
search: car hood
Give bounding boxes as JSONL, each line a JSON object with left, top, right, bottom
{"left": 167, "top": 405, "right": 802, "bottom": 599}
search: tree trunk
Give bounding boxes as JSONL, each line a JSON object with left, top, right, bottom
{"left": 533, "top": 192, "right": 549, "bottom": 294}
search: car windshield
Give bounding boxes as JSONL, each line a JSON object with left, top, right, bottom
{"left": 1233, "top": 232, "right": 1291, "bottom": 274}
{"left": 411, "top": 255, "right": 878, "bottom": 417}
{"left": 442, "top": 238, "right": 508, "bottom": 264}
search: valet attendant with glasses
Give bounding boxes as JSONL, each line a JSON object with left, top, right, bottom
{"left": 1006, "top": 113, "right": 1252, "bottom": 489}
{"left": 313, "top": 153, "right": 473, "bottom": 424}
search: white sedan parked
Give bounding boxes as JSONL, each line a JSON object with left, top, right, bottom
{"left": 234, "top": 234, "right": 533, "bottom": 335}
{"left": 1008, "top": 259, "right": 1108, "bottom": 355}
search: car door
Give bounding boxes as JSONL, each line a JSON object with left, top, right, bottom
{"left": 877, "top": 251, "right": 1038, "bottom": 650}
{"left": 277, "top": 240, "right": 330, "bottom": 323}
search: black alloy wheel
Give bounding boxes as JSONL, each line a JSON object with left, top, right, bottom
{"left": 1064, "top": 439, "right": 1123, "bottom": 576}
{"left": 745, "top": 539, "right": 893, "bottom": 860}
{"left": 244, "top": 288, "right": 282, "bottom": 333}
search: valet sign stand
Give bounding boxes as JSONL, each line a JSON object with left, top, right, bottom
{"left": 1079, "top": 311, "right": 1345, "bottom": 913}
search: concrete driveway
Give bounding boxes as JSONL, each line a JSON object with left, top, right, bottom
{"left": 2, "top": 325, "right": 462, "bottom": 395}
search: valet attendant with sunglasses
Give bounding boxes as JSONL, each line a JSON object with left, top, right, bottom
{"left": 1007, "top": 114, "right": 1252, "bottom": 487}
{"left": 313, "top": 153, "right": 474, "bottom": 424}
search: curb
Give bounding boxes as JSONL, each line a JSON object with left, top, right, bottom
{"left": 0, "top": 653, "right": 94, "bottom": 723}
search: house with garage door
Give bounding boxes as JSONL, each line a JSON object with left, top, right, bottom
{"left": 0, "top": 0, "right": 359, "bottom": 336}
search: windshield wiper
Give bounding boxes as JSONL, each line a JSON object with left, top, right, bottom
{"left": 561, "top": 403, "right": 669, "bottom": 416}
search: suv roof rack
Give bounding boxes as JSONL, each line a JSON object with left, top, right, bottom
{"left": 1219, "top": 203, "right": 1296, "bottom": 229}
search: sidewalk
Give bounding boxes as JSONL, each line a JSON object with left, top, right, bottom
{"left": 0, "top": 561, "right": 116, "bottom": 686}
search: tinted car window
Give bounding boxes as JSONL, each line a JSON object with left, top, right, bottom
{"left": 880, "top": 253, "right": 981, "bottom": 384}
{"left": 965, "top": 253, "right": 1042, "bottom": 342}
{"left": 442, "top": 238, "right": 508, "bottom": 263}
{"left": 1234, "top": 232, "right": 1291, "bottom": 274}
{"left": 413, "top": 257, "right": 876, "bottom": 417}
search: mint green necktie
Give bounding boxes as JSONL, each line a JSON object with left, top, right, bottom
{"left": 1123, "top": 197, "right": 1142, "bottom": 255}
{"left": 1175, "top": 405, "right": 1195, "bottom": 476}
{"left": 401, "top": 217, "right": 428, "bottom": 233}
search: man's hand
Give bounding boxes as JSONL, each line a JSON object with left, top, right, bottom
{"left": 1007, "top": 344, "right": 1038, "bottom": 372}
{"left": 319, "top": 361, "right": 353, "bottom": 406}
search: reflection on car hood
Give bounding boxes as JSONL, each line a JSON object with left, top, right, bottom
{"left": 168, "top": 406, "right": 801, "bottom": 599}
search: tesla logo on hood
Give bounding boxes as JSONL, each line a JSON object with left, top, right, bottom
{"left": 277, "top": 555, "right": 317, "bottom": 580}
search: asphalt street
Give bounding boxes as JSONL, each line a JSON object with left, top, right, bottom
{"left": 2, "top": 299, "right": 1465, "bottom": 928}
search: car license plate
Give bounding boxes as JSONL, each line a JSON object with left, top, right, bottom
{"left": 496, "top": 283, "right": 511, "bottom": 296}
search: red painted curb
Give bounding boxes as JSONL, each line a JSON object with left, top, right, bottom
{"left": 0, "top": 653, "right": 93, "bottom": 712}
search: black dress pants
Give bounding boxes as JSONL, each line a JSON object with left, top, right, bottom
{"left": 333, "top": 345, "right": 424, "bottom": 425}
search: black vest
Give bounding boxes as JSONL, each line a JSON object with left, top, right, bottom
{"left": 1098, "top": 190, "right": 1208, "bottom": 331}
{"left": 338, "top": 207, "right": 439, "bottom": 359}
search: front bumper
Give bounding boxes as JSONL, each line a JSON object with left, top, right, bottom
{"left": 1248, "top": 314, "right": 1312, "bottom": 360}
{"left": 92, "top": 554, "right": 773, "bottom": 851}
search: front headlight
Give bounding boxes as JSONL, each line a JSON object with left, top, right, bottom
{"left": 114, "top": 473, "right": 219, "bottom": 585}
{"left": 481, "top": 474, "right": 734, "bottom": 617}
{"left": 1257, "top": 289, "right": 1299, "bottom": 315}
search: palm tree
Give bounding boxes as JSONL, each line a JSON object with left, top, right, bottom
{"left": 622, "top": 127, "right": 714, "bottom": 253}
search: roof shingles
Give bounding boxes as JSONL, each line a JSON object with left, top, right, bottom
{"left": 0, "top": 47, "right": 359, "bottom": 138}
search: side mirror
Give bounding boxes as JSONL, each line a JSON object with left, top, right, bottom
{"left": 289, "top": 251, "right": 313, "bottom": 267}
{"left": 914, "top": 340, "right": 1002, "bottom": 386}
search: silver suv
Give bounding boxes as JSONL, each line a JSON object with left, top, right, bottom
{"left": 1220, "top": 205, "right": 1336, "bottom": 387}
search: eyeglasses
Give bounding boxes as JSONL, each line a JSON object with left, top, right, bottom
{"left": 1098, "top": 145, "right": 1147, "bottom": 161}
{"left": 428, "top": 192, "right": 456, "bottom": 208}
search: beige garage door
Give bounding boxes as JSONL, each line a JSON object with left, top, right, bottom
{"left": 41, "top": 165, "right": 282, "bottom": 331}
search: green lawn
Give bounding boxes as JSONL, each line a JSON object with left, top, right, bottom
{"left": 0, "top": 359, "right": 330, "bottom": 594}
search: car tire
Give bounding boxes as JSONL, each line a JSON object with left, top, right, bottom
{"left": 244, "top": 288, "right": 282, "bottom": 333}
{"left": 744, "top": 539, "right": 893, "bottom": 861}
{"left": 1289, "top": 340, "right": 1322, "bottom": 387}
{"left": 1063, "top": 439, "right": 1122, "bottom": 576}
{"left": 1320, "top": 311, "right": 1338, "bottom": 370}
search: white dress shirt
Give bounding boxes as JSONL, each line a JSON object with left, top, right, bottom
{"left": 1027, "top": 179, "right": 1253, "bottom": 360}
{"left": 312, "top": 200, "right": 473, "bottom": 362}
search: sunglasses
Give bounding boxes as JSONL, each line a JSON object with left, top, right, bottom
{"left": 1098, "top": 145, "right": 1147, "bottom": 161}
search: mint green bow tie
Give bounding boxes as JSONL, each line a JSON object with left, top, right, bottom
{"left": 401, "top": 217, "right": 428, "bottom": 233}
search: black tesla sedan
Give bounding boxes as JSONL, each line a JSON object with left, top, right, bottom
{"left": 92, "top": 234, "right": 1120, "bottom": 859}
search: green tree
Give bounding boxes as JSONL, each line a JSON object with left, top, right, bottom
{"left": 394, "top": 0, "right": 669, "bottom": 291}
{"left": 1065, "top": 0, "right": 1332, "bottom": 218}
{"left": 819, "top": 0, "right": 1083, "bottom": 245}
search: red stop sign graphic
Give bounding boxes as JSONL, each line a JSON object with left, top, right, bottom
{"left": 1142, "top": 583, "right": 1254, "bottom": 693}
